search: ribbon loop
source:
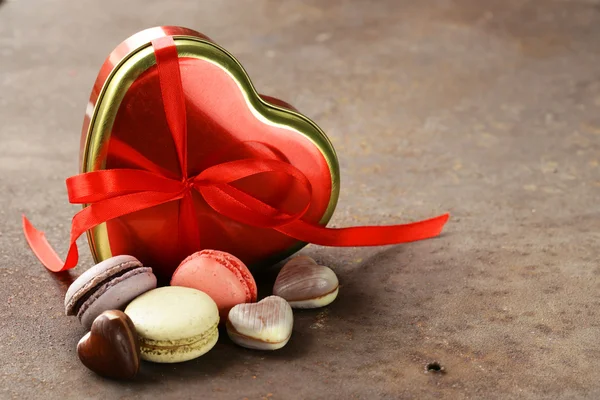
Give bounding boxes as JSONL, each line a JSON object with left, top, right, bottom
{"left": 199, "top": 183, "right": 310, "bottom": 228}
{"left": 23, "top": 36, "right": 449, "bottom": 274}
{"left": 194, "top": 158, "right": 310, "bottom": 188}
{"left": 67, "top": 169, "right": 185, "bottom": 203}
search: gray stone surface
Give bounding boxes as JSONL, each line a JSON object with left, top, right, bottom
{"left": 1, "top": 0, "right": 599, "bottom": 398}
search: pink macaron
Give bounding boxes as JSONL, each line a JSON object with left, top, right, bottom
{"left": 171, "top": 250, "right": 258, "bottom": 319}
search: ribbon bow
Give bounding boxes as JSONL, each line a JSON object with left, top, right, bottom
{"left": 23, "top": 36, "right": 449, "bottom": 273}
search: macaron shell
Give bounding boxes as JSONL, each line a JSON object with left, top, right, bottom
{"left": 79, "top": 270, "right": 157, "bottom": 329}
{"left": 65, "top": 255, "right": 141, "bottom": 314}
{"left": 171, "top": 250, "right": 257, "bottom": 319}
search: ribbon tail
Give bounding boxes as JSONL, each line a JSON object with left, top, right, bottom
{"left": 22, "top": 215, "right": 79, "bottom": 272}
{"left": 197, "top": 159, "right": 449, "bottom": 246}
{"left": 177, "top": 192, "right": 201, "bottom": 258}
{"left": 277, "top": 213, "right": 450, "bottom": 246}
{"left": 23, "top": 191, "right": 185, "bottom": 272}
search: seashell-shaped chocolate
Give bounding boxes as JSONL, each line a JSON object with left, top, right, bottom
{"left": 226, "top": 296, "right": 293, "bottom": 350}
{"left": 273, "top": 256, "right": 339, "bottom": 309}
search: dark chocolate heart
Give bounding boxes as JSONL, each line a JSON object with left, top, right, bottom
{"left": 77, "top": 310, "right": 140, "bottom": 380}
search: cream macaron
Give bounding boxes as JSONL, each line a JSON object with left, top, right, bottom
{"left": 124, "top": 286, "right": 219, "bottom": 363}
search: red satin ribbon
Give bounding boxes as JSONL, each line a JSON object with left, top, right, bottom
{"left": 23, "top": 36, "right": 449, "bottom": 273}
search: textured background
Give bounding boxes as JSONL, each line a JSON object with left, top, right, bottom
{"left": 1, "top": 0, "right": 599, "bottom": 399}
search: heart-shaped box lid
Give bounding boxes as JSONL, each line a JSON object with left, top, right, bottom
{"left": 81, "top": 27, "right": 340, "bottom": 278}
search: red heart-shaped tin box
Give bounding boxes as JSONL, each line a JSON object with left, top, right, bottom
{"left": 23, "top": 26, "right": 448, "bottom": 279}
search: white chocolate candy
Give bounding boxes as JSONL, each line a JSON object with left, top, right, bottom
{"left": 226, "top": 296, "right": 293, "bottom": 350}
{"left": 273, "top": 256, "right": 339, "bottom": 309}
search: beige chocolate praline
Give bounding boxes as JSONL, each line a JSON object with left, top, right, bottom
{"left": 227, "top": 296, "right": 293, "bottom": 350}
{"left": 273, "top": 256, "right": 339, "bottom": 309}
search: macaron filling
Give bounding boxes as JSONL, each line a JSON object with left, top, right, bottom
{"left": 139, "top": 322, "right": 219, "bottom": 355}
{"left": 69, "top": 264, "right": 149, "bottom": 317}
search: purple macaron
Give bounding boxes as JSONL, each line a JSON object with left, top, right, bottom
{"left": 65, "top": 255, "right": 157, "bottom": 330}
